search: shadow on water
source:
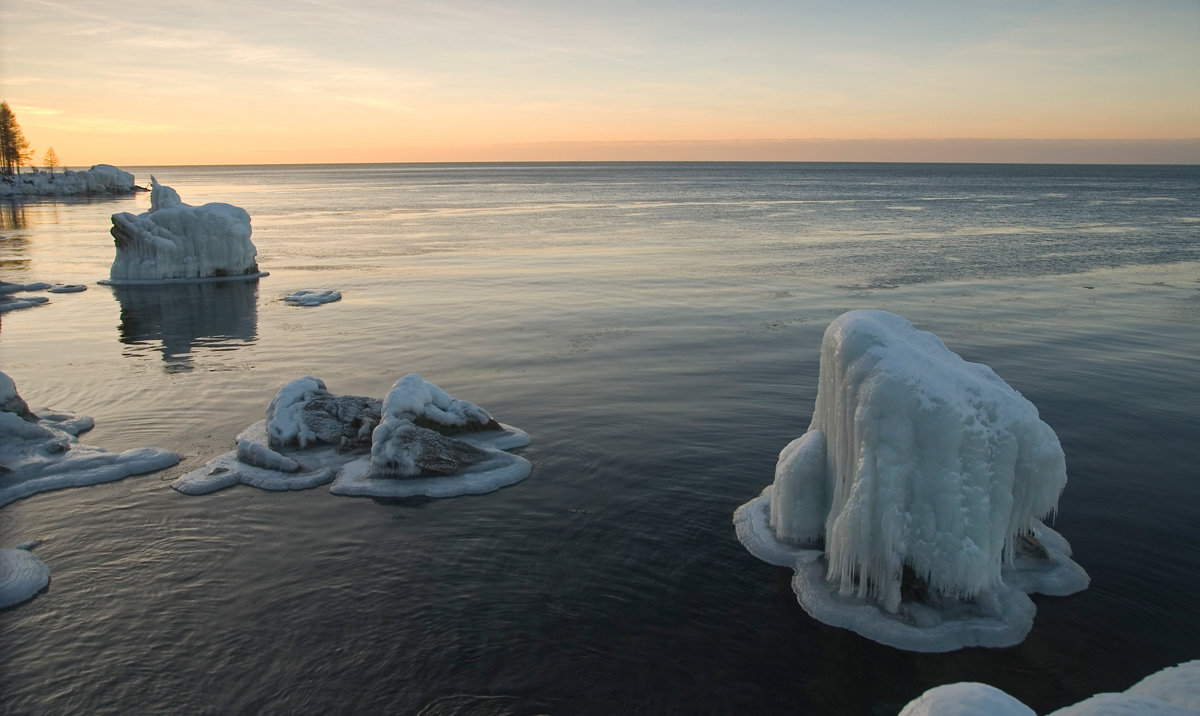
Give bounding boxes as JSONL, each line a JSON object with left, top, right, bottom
{"left": 110, "top": 280, "right": 259, "bottom": 371}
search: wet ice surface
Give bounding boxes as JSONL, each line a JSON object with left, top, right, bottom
{"left": 734, "top": 310, "right": 1089, "bottom": 652}
{"left": 173, "top": 374, "right": 531, "bottom": 498}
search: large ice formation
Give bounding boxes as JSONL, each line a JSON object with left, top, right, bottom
{"left": 173, "top": 374, "right": 532, "bottom": 499}
{"left": 733, "top": 310, "right": 1089, "bottom": 652}
{"left": 0, "top": 541, "right": 50, "bottom": 609}
{"left": 900, "top": 660, "right": 1200, "bottom": 715}
{"left": 104, "top": 177, "right": 266, "bottom": 283}
{"left": 0, "top": 164, "right": 136, "bottom": 198}
{"left": 0, "top": 371, "right": 181, "bottom": 508}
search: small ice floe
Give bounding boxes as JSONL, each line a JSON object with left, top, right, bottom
{"left": 900, "top": 660, "right": 1200, "bottom": 715}
{"left": 733, "top": 310, "right": 1089, "bottom": 652}
{"left": 0, "top": 542, "right": 50, "bottom": 610}
{"left": 173, "top": 373, "right": 531, "bottom": 499}
{"left": 0, "top": 371, "right": 181, "bottom": 509}
{"left": 47, "top": 284, "right": 86, "bottom": 294}
{"left": 101, "top": 177, "right": 268, "bottom": 284}
{"left": 283, "top": 289, "right": 341, "bottom": 307}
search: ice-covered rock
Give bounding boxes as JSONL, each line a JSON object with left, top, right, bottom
{"left": 0, "top": 371, "right": 181, "bottom": 509}
{"left": 174, "top": 374, "right": 532, "bottom": 498}
{"left": 0, "top": 164, "right": 137, "bottom": 198}
{"left": 103, "top": 177, "right": 266, "bottom": 283}
{"left": 900, "top": 660, "right": 1200, "bottom": 715}
{"left": 733, "top": 310, "right": 1088, "bottom": 652}
{"left": 0, "top": 542, "right": 51, "bottom": 609}
{"left": 284, "top": 289, "right": 341, "bottom": 306}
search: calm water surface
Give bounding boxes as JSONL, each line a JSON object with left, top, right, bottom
{"left": 1, "top": 163, "right": 1198, "bottom": 714}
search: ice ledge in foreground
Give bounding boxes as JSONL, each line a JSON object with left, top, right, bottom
{"left": 0, "top": 372, "right": 181, "bottom": 509}
{"left": 733, "top": 309, "right": 1088, "bottom": 652}
{"left": 0, "top": 164, "right": 138, "bottom": 198}
{"left": 102, "top": 177, "right": 266, "bottom": 284}
{"left": 900, "top": 660, "right": 1200, "bottom": 715}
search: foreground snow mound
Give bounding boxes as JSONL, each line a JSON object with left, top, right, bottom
{"left": 0, "top": 372, "right": 181, "bottom": 509}
{"left": 104, "top": 177, "right": 266, "bottom": 283}
{"left": 174, "top": 374, "right": 532, "bottom": 499}
{"left": 0, "top": 542, "right": 51, "bottom": 609}
{"left": 1, "top": 164, "right": 136, "bottom": 198}
{"left": 900, "top": 660, "right": 1200, "bottom": 715}
{"left": 733, "top": 310, "right": 1088, "bottom": 652}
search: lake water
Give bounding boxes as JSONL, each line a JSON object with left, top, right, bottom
{"left": 1, "top": 162, "right": 1197, "bottom": 714}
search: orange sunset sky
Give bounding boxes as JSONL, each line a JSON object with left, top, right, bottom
{"left": 1, "top": 0, "right": 1198, "bottom": 166}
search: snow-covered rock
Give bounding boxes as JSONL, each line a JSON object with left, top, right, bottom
{"left": 900, "top": 660, "right": 1200, "bottom": 715}
{"left": 0, "top": 542, "right": 51, "bottom": 609}
{"left": 103, "top": 177, "right": 266, "bottom": 283}
{"left": 284, "top": 289, "right": 341, "bottom": 306}
{"left": 173, "top": 374, "right": 532, "bottom": 498}
{"left": 733, "top": 310, "right": 1088, "bottom": 652}
{"left": 0, "top": 371, "right": 181, "bottom": 509}
{"left": 0, "top": 164, "right": 137, "bottom": 198}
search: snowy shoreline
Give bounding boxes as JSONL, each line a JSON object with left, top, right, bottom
{"left": 1, "top": 164, "right": 141, "bottom": 198}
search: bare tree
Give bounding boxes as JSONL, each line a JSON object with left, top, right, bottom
{"left": 43, "top": 146, "right": 60, "bottom": 174}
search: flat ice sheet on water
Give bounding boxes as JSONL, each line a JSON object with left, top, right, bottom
{"left": 0, "top": 542, "right": 51, "bottom": 609}
{"left": 900, "top": 661, "right": 1200, "bottom": 715}
{"left": 732, "top": 310, "right": 1089, "bottom": 652}
{"left": 284, "top": 289, "right": 341, "bottom": 306}
{"left": 173, "top": 374, "right": 531, "bottom": 499}
{"left": 103, "top": 177, "right": 267, "bottom": 284}
{"left": 0, "top": 371, "right": 181, "bottom": 509}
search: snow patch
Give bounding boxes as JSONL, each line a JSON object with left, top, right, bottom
{"left": 733, "top": 310, "right": 1088, "bottom": 652}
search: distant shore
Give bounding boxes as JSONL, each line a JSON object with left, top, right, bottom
{"left": 1, "top": 164, "right": 143, "bottom": 198}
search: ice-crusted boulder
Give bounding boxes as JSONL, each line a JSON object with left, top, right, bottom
{"left": 173, "top": 374, "right": 532, "bottom": 498}
{"left": 900, "top": 660, "right": 1200, "bottom": 715}
{"left": 0, "top": 164, "right": 136, "bottom": 198}
{"left": 0, "top": 371, "right": 181, "bottom": 509}
{"left": 0, "top": 541, "right": 51, "bottom": 609}
{"left": 733, "top": 310, "right": 1089, "bottom": 652}
{"left": 104, "top": 177, "right": 265, "bottom": 283}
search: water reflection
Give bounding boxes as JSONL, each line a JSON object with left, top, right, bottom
{"left": 1, "top": 200, "right": 28, "bottom": 230}
{"left": 112, "top": 280, "right": 259, "bottom": 372}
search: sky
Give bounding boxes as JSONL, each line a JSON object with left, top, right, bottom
{"left": 1, "top": 0, "right": 1197, "bottom": 166}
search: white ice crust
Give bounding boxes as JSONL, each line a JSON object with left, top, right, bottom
{"left": 103, "top": 177, "right": 266, "bottom": 283}
{"left": 0, "top": 371, "right": 181, "bottom": 509}
{"left": 0, "top": 542, "right": 51, "bottom": 609}
{"left": 0, "top": 164, "right": 136, "bottom": 197}
{"left": 284, "top": 289, "right": 341, "bottom": 306}
{"left": 901, "top": 661, "right": 1200, "bottom": 716}
{"left": 733, "top": 310, "right": 1089, "bottom": 652}
{"left": 899, "top": 682, "right": 1035, "bottom": 716}
{"left": 174, "top": 374, "right": 532, "bottom": 499}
